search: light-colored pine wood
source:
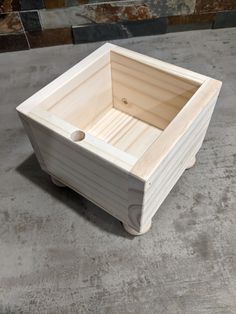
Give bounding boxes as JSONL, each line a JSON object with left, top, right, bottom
{"left": 111, "top": 51, "right": 200, "bottom": 130}
{"left": 16, "top": 43, "right": 222, "bottom": 234}
{"left": 86, "top": 108, "right": 162, "bottom": 159}
{"left": 18, "top": 44, "right": 112, "bottom": 115}
{"left": 131, "top": 79, "right": 222, "bottom": 179}
{"left": 110, "top": 46, "right": 207, "bottom": 85}
{"left": 48, "top": 62, "right": 112, "bottom": 130}
{"left": 28, "top": 107, "right": 138, "bottom": 171}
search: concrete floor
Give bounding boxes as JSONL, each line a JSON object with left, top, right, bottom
{"left": 0, "top": 28, "right": 236, "bottom": 314}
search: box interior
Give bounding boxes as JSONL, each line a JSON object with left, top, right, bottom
{"left": 46, "top": 51, "right": 200, "bottom": 159}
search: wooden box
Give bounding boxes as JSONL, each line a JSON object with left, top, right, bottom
{"left": 16, "top": 44, "right": 222, "bottom": 235}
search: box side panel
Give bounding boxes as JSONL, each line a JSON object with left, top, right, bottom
{"left": 110, "top": 44, "right": 208, "bottom": 84}
{"left": 142, "top": 92, "right": 219, "bottom": 223}
{"left": 132, "top": 80, "right": 222, "bottom": 180}
{"left": 20, "top": 116, "right": 133, "bottom": 225}
{"left": 48, "top": 57, "right": 113, "bottom": 130}
{"left": 111, "top": 51, "right": 199, "bottom": 130}
{"left": 19, "top": 113, "right": 47, "bottom": 172}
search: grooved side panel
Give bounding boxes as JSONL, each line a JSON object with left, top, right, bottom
{"left": 19, "top": 114, "right": 47, "bottom": 172}
{"left": 25, "top": 118, "right": 131, "bottom": 225}
{"left": 142, "top": 95, "right": 218, "bottom": 224}
{"left": 25, "top": 115, "right": 148, "bottom": 233}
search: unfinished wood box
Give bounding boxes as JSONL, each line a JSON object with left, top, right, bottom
{"left": 16, "top": 44, "right": 222, "bottom": 235}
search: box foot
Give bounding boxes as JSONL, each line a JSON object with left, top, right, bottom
{"left": 51, "top": 176, "right": 66, "bottom": 187}
{"left": 123, "top": 220, "right": 152, "bottom": 236}
{"left": 186, "top": 157, "right": 196, "bottom": 170}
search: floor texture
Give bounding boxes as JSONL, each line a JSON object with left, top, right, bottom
{"left": 0, "top": 28, "right": 236, "bottom": 314}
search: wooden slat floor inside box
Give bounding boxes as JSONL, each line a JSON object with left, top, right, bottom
{"left": 87, "top": 108, "right": 162, "bottom": 159}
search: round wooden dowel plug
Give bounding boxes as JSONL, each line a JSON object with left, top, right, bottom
{"left": 186, "top": 157, "right": 196, "bottom": 170}
{"left": 123, "top": 220, "right": 152, "bottom": 236}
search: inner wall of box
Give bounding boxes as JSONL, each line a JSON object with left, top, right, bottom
{"left": 47, "top": 51, "right": 199, "bottom": 159}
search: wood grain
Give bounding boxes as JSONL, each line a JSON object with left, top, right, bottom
{"left": 49, "top": 62, "right": 112, "bottom": 130}
{"left": 16, "top": 43, "right": 222, "bottom": 233}
{"left": 111, "top": 50, "right": 200, "bottom": 130}
{"left": 87, "top": 108, "right": 162, "bottom": 159}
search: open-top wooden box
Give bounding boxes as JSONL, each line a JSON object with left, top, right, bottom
{"left": 17, "top": 44, "right": 222, "bottom": 235}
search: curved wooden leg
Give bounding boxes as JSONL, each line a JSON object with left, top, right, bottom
{"left": 186, "top": 157, "right": 196, "bottom": 170}
{"left": 123, "top": 220, "right": 152, "bottom": 236}
{"left": 51, "top": 176, "right": 65, "bottom": 187}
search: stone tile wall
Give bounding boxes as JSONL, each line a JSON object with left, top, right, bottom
{"left": 0, "top": 0, "right": 236, "bottom": 52}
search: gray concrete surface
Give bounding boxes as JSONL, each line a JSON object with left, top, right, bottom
{"left": 0, "top": 28, "right": 236, "bottom": 314}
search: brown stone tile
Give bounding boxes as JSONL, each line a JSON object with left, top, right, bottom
{"left": 66, "top": 0, "right": 196, "bottom": 17}
{"left": 92, "top": 3, "right": 157, "bottom": 23}
{"left": 44, "top": 0, "right": 65, "bottom": 9}
{"left": 195, "top": 0, "right": 236, "bottom": 14}
{"left": 0, "top": 0, "right": 20, "bottom": 13}
{"left": 168, "top": 13, "right": 215, "bottom": 25}
{"left": 73, "top": 0, "right": 88, "bottom": 3}
{"left": 0, "top": 12, "right": 23, "bottom": 34}
{"left": 39, "top": 3, "right": 159, "bottom": 29}
{"left": 26, "top": 27, "right": 72, "bottom": 48}
{"left": 167, "top": 13, "right": 215, "bottom": 32}
{"left": 0, "top": 32, "right": 29, "bottom": 52}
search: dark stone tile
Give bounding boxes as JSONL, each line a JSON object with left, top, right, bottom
{"left": 0, "top": 32, "right": 29, "bottom": 52}
{"left": 0, "top": 0, "right": 20, "bottom": 13}
{"left": 0, "top": 12, "right": 23, "bottom": 34}
{"left": 72, "top": 23, "right": 128, "bottom": 43}
{"left": 20, "top": 0, "right": 44, "bottom": 10}
{"left": 195, "top": 0, "right": 236, "bottom": 14}
{"left": 20, "top": 11, "right": 41, "bottom": 31}
{"left": 73, "top": 18, "right": 167, "bottom": 44}
{"left": 27, "top": 27, "right": 72, "bottom": 48}
{"left": 124, "top": 17, "right": 167, "bottom": 36}
{"left": 167, "top": 13, "right": 215, "bottom": 32}
{"left": 44, "top": 0, "right": 65, "bottom": 9}
{"left": 213, "top": 10, "right": 236, "bottom": 28}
